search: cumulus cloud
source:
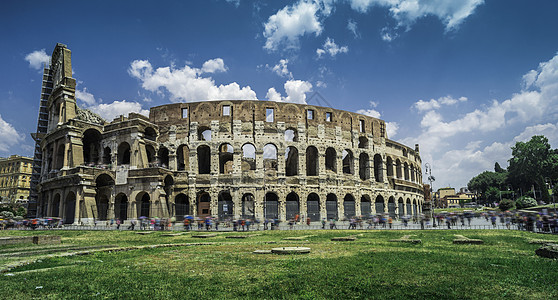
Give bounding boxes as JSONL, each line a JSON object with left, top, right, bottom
{"left": 386, "top": 121, "right": 399, "bottom": 138}
{"left": 75, "top": 88, "right": 97, "bottom": 106}
{"left": 88, "top": 100, "right": 150, "bottom": 122}
{"left": 413, "top": 95, "right": 467, "bottom": 111}
{"left": 263, "top": 0, "right": 328, "bottom": 51}
{"left": 268, "top": 59, "right": 293, "bottom": 79}
{"left": 266, "top": 80, "right": 313, "bottom": 104}
{"left": 316, "top": 37, "right": 348, "bottom": 58}
{"left": 25, "top": 49, "right": 50, "bottom": 70}
{"left": 356, "top": 109, "right": 381, "bottom": 118}
{"left": 129, "top": 59, "right": 257, "bottom": 102}
{"left": 0, "top": 114, "right": 24, "bottom": 152}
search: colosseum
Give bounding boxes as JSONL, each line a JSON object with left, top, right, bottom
{"left": 32, "top": 44, "right": 424, "bottom": 224}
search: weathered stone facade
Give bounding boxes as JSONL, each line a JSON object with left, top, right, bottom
{"left": 36, "top": 44, "right": 424, "bottom": 224}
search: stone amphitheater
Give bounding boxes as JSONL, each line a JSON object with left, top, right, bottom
{"left": 34, "top": 44, "right": 424, "bottom": 224}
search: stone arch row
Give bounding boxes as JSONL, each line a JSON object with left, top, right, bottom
{"left": 385, "top": 156, "right": 422, "bottom": 183}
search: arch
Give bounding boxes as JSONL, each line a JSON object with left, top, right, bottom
{"left": 82, "top": 128, "right": 102, "bottom": 165}
{"left": 137, "top": 192, "right": 150, "bottom": 218}
{"left": 326, "top": 193, "right": 338, "bottom": 220}
{"left": 145, "top": 145, "right": 156, "bottom": 166}
{"left": 406, "top": 198, "right": 412, "bottom": 217}
{"left": 219, "top": 143, "right": 234, "bottom": 174}
{"left": 413, "top": 199, "right": 418, "bottom": 216}
{"left": 175, "top": 193, "right": 189, "bottom": 221}
{"left": 144, "top": 127, "right": 157, "bottom": 141}
{"left": 284, "top": 128, "right": 298, "bottom": 142}
{"left": 264, "top": 192, "right": 279, "bottom": 219}
{"left": 306, "top": 193, "right": 320, "bottom": 221}
{"left": 102, "top": 147, "right": 112, "bottom": 165}
{"left": 158, "top": 147, "right": 170, "bottom": 168}
{"left": 359, "top": 152, "right": 370, "bottom": 180}
{"left": 52, "top": 193, "right": 61, "bottom": 217}
{"left": 64, "top": 192, "right": 76, "bottom": 224}
{"left": 388, "top": 196, "right": 396, "bottom": 218}
{"left": 358, "top": 136, "right": 368, "bottom": 149}
{"left": 241, "top": 193, "right": 255, "bottom": 219}
{"left": 95, "top": 173, "right": 114, "bottom": 221}
{"left": 55, "top": 144, "right": 64, "bottom": 170}
{"left": 263, "top": 143, "right": 278, "bottom": 172}
{"left": 218, "top": 191, "right": 234, "bottom": 220}
{"left": 398, "top": 197, "right": 404, "bottom": 219}
{"left": 375, "top": 195, "right": 385, "bottom": 214}
{"left": 115, "top": 193, "right": 128, "bottom": 221}
{"left": 343, "top": 194, "right": 356, "bottom": 219}
{"left": 163, "top": 175, "right": 174, "bottom": 196}
{"left": 96, "top": 194, "right": 109, "bottom": 220}
{"left": 325, "top": 147, "right": 337, "bottom": 173}
{"left": 176, "top": 144, "right": 189, "bottom": 171}
{"left": 396, "top": 159, "right": 402, "bottom": 179}
{"left": 197, "top": 192, "right": 211, "bottom": 217}
{"left": 198, "top": 126, "right": 212, "bottom": 141}
{"left": 404, "top": 162, "right": 410, "bottom": 181}
{"left": 342, "top": 149, "right": 354, "bottom": 174}
{"left": 374, "top": 154, "right": 383, "bottom": 182}
{"left": 285, "top": 146, "right": 298, "bottom": 176}
{"left": 286, "top": 192, "right": 300, "bottom": 220}
{"left": 117, "top": 142, "right": 131, "bottom": 165}
{"left": 96, "top": 173, "right": 115, "bottom": 187}
{"left": 306, "top": 146, "right": 319, "bottom": 176}
{"left": 197, "top": 145, "right": 211, "bottom": 174}
{"left": 361, "top": 195, "right": 371, "bottom": 217}
{"left": 410, "top": 165, "right": 416, "bottom": 182}
{"left": 386, "top": 156, "right": 394, "bottom": 177}
{"left": 241, "top": 143, "right": 256, "bottom": 171}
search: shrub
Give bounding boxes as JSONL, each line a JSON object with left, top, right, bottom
{"left": 498, "top": 198, "right": 515, "bottom": 211}
{"left": 515, "top": 196, "right": 537, "bottom": 209}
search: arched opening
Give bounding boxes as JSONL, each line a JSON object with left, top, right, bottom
{"left": 264, "top": 192, "right": 279, "bottom": 220}
{"left": 398, "top": 197, "right": 404, "bottom": 219}
{"left": 404, "top": 162, "right": 410, "bottom": 181}
{"left": 396, "top": 159, "right": 402, "bottom": 179}
{"left": 358, "top": 136, "right": 368, "bottom": 149}
{"left": 83, "top": 129, "right": 102, "bottom": 165}
{"left": 95, "top": 174, "right": 114, "bottom": 221}
{"left": 102, "top": 147, "right": 111, "bottom": 165}
{"left": 117, "top": 142, "right": 131, "bottom": 165}
{"left": 55, "top": 144, "right": 64, "bottom": 170}
{"left": 175, "top": 194, "right": 189, "bottom": 221}
{"left": 375, "top": 195, "right": 385, "bottom": 214}
{"left": 285, "top": 146, "right": 298, "bottom": 176}
{"left": 285, "top": 192, "right": 299, "bottom": 220}
{"left": 374, "top": 154, "right": 383, "bottom": 182}
{"left": 177, "top": 144, "right": 189, "bottom": 171}
{"left": 163, "top": 175, "right": 173, "bottom": 203}
{"left": 144, "top": 127, "right": 157, "bottom": 141}
{"left": 218, "top": 191, "right": 234, "bottom": 220}
{"left": 326, "top": 193, "right": 338, "bottom": 220}
{"left": 361, "top": 195, "right": 371, "bottom": 217}
{"left": 64, "top": 192, "right": 76, "bottom": 224}
{"left": 284, "top": 128, "right": 298, "bottom": 142}
{"left": 306, "top": 146, "right": 319, "bottom": 176}
{"left": 241, "top": 143, "right": 256, "bottom": 171}
{"left": 219, "top": 143, "right": 234, "bottom": 174}
{"left": 410, "top": 165, "right": 416, "bottom": 182}
{"left": 386, "top": 157, "right": 394, "bottom": 177}
{"left": 137, "top": 192, "right": 150, "bottom": 218}
{"left": 197, "top": 145, "right": 211, "bottom": 174}
{"left": 406, "top": 199, "right": 412, "bottom": 217}
{"left": 197, "top": 192, "right": 211, "bottom": 217}
{"left": 388, "top": 196, "right": 396, "bottom": 218}
{"left": 359, "top": 152, "right": 370, "bottom": 180}
{"left": 52, "top": 193, "right": 61, "bottom": 217}
{"left": 198, "top": 126, "right": 212, "bottom": 141}
{"left": 413, "top": 199, "right": 418, "bottom": 216}
{"left": 96, "top": 194, "right": 109, "bottom": 221}
{"left": 115, "top": 193, "right": 128, "bottom": 221}
{"left": 343, "top": 194, "right": 355, "bottom": 219}
{"left": 325, "top": 147, "right": 337, "bottom": 173}
{"left": 342, "top": 150, "right": 354, "bottom": 174}
{"left": 263, "top": 144, "right": 278, "bottom": 174}
{"left": 145, "top": 145, "right": 156, "bottom": 166}
{"left": 242, "top": 193, "right": 255, "bottom": 219}
{"left": 307, "top": 193, "right": 320, "bottom": 221}
{"left": 158, "top": 147, "right": 169, "bottom": 168}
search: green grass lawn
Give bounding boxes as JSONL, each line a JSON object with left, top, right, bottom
{"left": 1, "top": 230, "right": 557, "bottom": 299}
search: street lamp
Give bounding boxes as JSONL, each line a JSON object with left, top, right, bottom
{"left": 424, "top": 163, "right": 436, "bottom": 227}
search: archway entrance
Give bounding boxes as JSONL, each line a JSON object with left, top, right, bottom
{"left": 326, "top": 193, "right": 338, "bottom": 220}
{"left": 115, "top": 193, "right": 128, "bottom": 221}
{"left": 306, "top": 193, "right": 320, "bottom": 221}
{"left": 64, "top": 192, "right": 76, "bottom": 224}
{"left": 242, "top": 194, "right": 255, "bottom": 219}
{"left": 264, "top": 192, "right": 278, "bottom": 220}
{"left": 175, "top": 194, "right": 189, "bottom": 221}
{"left": 218, "top": 191, "right": 233, "bottom": 220}
{"left": 197, "top": 192, "right": 211, "bottom": 217}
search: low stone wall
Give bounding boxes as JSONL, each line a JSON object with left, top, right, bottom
{"left": 0, "top": 236, "right": 34, "bottom": 246}
{"left": 33, "top": 236, "right": 61, "bottom": 245}
{"left": 0, "top": 236, "right": 61, "bottom": 246}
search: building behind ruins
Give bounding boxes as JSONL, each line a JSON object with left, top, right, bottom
{"left": 0, "top": 155, "right": 33, "bottom": 204}
{"left": 33, "top": 44, "right": 424, "bottom": 224}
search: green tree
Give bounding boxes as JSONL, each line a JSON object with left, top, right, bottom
{"left": 494, "top": 162, "right": 505, "bottom": 173}
{"left": 467, "top": 171, "right": 507, "bottom": 202}
{"left": 515, "top": 196, "right": 537, "bottom": 209}
{"left": 507, "top": 135, "right": 555, "bottom": 203}
{"left": 498, "top": 198, "right": 515, "bottom": 211}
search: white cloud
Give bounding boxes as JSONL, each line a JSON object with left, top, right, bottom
{"left": 129, "top": 59, "right": 257, "bottom": 102}
{"left": 201, "top": 58, "right": 227, "bottom": 73}
{"left": 386, "top": 121, "right": 399, "bottom": 138}
{"left": 24, "top": 49, "right": 50, "bottom": 70}
{"left": 316, "top": 37, "right": 348, "bottom": 58}
{"left": 225, "top": 0, "right": 240, "bottom": 8}
{"left": 513, "top": 122, "right": 558, "bottom": 147}
{"left": 263, "top": 0, "right": 327, "bottom": 51}
{"left": 0, "top": 114, "right": 24, "bottom": 152}
{"left": 347, "top": 19, "right": 360, "bottom": 38}
{"left": 413, "top": 95, "right": 467, "bottom": 111}
{"left": 266, "top": 80, "right": 313, "bottom": 104}
{"left": 75, "top": 88, "right": 96, "bottom": 106}
{"left": 88, "top": 100, "right": 149, "bottom": 122}
{"left": 356, "top": 109, "right": 381, "bottom": 118}
{"left": 268, "top": 59, "right": 293, "bottom": 79}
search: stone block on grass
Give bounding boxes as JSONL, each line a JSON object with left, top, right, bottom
{"left": 453, "top": 235, "right": 483, "bottom": 244}
{"left": 535, "top": 244, "right": 558, "bottom": 259}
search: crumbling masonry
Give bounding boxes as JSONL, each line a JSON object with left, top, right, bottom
{"left": 34, "top": 44, "right": 424, "bottom": 224}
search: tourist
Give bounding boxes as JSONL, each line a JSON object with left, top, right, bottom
{"left": 116, "top": 218, "right": 121, "bottom": 230}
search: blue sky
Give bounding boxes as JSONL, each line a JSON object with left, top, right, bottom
{"left": 1, "top": 0, "right": 558, "bottom": 190}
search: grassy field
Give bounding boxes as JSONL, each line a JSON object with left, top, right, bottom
{"left": 0, "top": 229, "right": 557, "bottom": 299}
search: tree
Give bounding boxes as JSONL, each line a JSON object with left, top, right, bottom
{"left": 468, "top": 171, "right": 507, "bottom": 203}
{"left": 508, "top": 135, "right": 554, "bottom": 202}
{"left": 499, "top": 198, "right": 515, "bottom": 211}
{"left": 515, "top": 196, "right": 537, "bottom": 209}
{"left": 494, "top": 162, "right": 505, "bottom": 173}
